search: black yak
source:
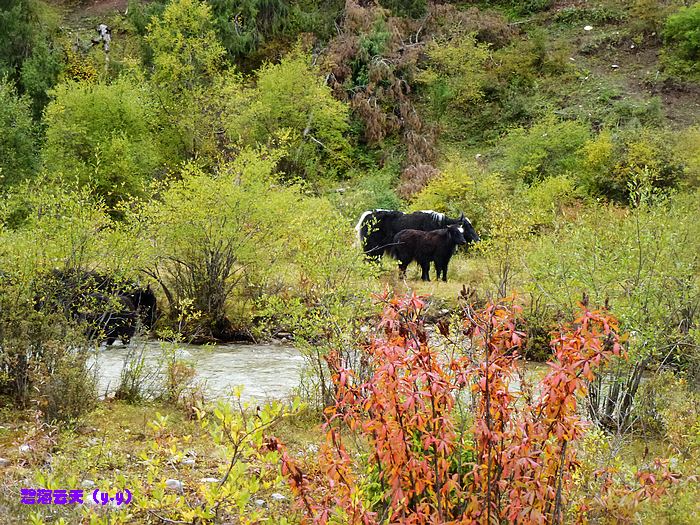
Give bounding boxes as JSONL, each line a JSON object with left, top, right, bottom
{"left": 390, "top": 224, "right": 467, "bottom": 282}
{"left": 35, "top": 269, "right": 157, "bottom": 345}
{"left": 355, "top": 210, "right": 479, "bottom": 260}
{"left": 81, "top": 293, "right": 138, "bottom": 345}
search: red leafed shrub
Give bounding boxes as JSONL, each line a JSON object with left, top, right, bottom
{"left": 274, "top": 293, "right": 681, "bottom": 524}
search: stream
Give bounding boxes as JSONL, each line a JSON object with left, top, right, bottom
{"left": 91, "top": 338, "right": 305, "bottom": 402}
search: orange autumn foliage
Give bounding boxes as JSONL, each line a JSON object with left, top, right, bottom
{"left": 273, "top": 293, "right": 680, "bottom": 524}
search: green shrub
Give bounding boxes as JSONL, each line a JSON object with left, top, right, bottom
{"left": 497, "top": 116, "right": 590, "bottom": 185}
{"left": 580, "top": 127, "right": 685, "bottom": 201}
{"left": 635, "top": 370, "right": 700, "bottom": 451}
{"left": 42, "top": 78, "right": 163, "bottom": 210}
{"left": 113, "top": 345, "right": 162, "bottom": 402}
{"left": 666, "top": 2, "right": 700, "bottom": 54}
{"left": 125, "top": 0, "right": 167, "bottom": 67}
{"left": 38, "top": 350, "right": 97, "bottom": 423}
{"left": 630, "top": 0, "right": 678, "bottom": 35}
{"left": 208, "top": 0, "right": 290, "bottom": 65}
{"left": 0, "top": 296, "right": 97, "bottom": 423}
{"left": 523, "top": 174, "right": 580, "bottom": 230}
{"left": 222, "top": 48, "right": 351, "bottom": 181}
{"left": 524, "top": 189, "right": 700, "bottom": 369}
{"left": 134, "top": 149, "right": 371, "bottom": 339}
{"left": 0, "top": 0, "right": 63, "bottom": 116}
{"left": 417, "top": 33, "right": 490, "bottom": 121}
{"left": 662, "top": 3, "right": 700, "bottom": 79}
{"left": 142, "top": 0, "right": 228, "bottom": 163}
{"left": 127, "top": 0, "right": 166, "bottom": 34}
{"left": 553, "top": 5, "right": 627, "bottom": 25}
{"left": 442, "top": 28, "right": 571, "bottom": 143}
{"left": 675, "top": 125, "right": 700, "bottom": 188}
{"left": 146, "top": 0, "right": 225, "bottom": 91}
{"left": 409, "top": 158, "right": 510, "bottom": 237}
{"left": 0, "top": 183, "right": 131, "bottom": 418}
{"left": 0, "top": 79, "right": 37, "bottom": 189}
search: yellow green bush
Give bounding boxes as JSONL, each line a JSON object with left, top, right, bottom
{"left": 581, "top": 128, "right": 686, "bottom": 201}
{"left": 497, "top": 116, "right": 590, "bottom": 185}
{"left": 409, "top": 158, "right": 509, "bottom": 237}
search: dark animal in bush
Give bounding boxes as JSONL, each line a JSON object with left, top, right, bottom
{"left": 355, "top": 210, "right": 479, "bottom": 259}
{"left": 107, "top": 282, "right": 157, "bottom": 330}
{"left": 36, "top": 269, "right": 157, "bottom": 345}
{"left": 390, "top": 225, "right": 467, "bottom": 282}
{"left": 81, "top": 293, "right": 138, "bottom": 345}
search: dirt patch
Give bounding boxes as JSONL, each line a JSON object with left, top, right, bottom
{"left": 81, "top": 0, "right": 129, "bottom": 17}
{"left": 651, "top": 80, "right": 700, "bottom": 128}
{"left": 571, "top": 26, "right": 700, "bottom": 128}
{"left": 49, "top": 0, "right": 131, "bottom": 22}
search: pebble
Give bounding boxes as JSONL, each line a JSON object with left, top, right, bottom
{"left": 165, "top": 479, "right": 183, "bottom": 491}
{"left": 19, "top": 444, "right": 31, "bottom": 454}
{"left": 611, "top": 64, "right": 620, "bottom": 69}
{"left": 270, "top": 492, "right": 286, "bottom": 502}
{"left": 181, "top": 458, "right": 195, "bottom": 467}
{"left": 199, "top": 477, "right": 219, "bottom": 483}
{"left": 584, "top": 25, "right": 593, "bottom": 31}
{"left": 0, "top": 457, "right": 10, "bottom": 468}
{"left": 255, "top": 499, "right": 266, "bottom": 507}
{"left": 81, "top": 480, "right": 96, "bottom": 489}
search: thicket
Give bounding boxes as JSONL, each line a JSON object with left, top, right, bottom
{"left": 0, "top": 79, "right": 37, "bottom": 189}
{"left": 42, "top": 78, "right": 163, "bottom": 210}
{"left": 275, "top": 294, "right": 687, "bottom": 523}
{"left": 0, "top": 183, "right": 139, "bottom": 421}
{"left": 525, "top": 186, "right": 700, "bottom": 376}
{"left": 134, "top": 149, "right": 372, "bottom": 341}
{"left": 0, "top": 0, "right": 63, "bottom": 116}
{"left": 222, "top": 49, "right": 351, "bottom": 180}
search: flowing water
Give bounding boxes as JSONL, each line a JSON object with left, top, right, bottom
{"left": 91, "top": 339, "right": 305, "bottom": 403}
{"left": 91, "top": 339, "right": 552, "bottom": 405}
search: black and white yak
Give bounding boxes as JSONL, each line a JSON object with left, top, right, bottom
{"left": 390, "top": 225, "right": 467, "bottom": 282}
{"left": 355, "top": 210, "right": 479, "bottom": 260}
